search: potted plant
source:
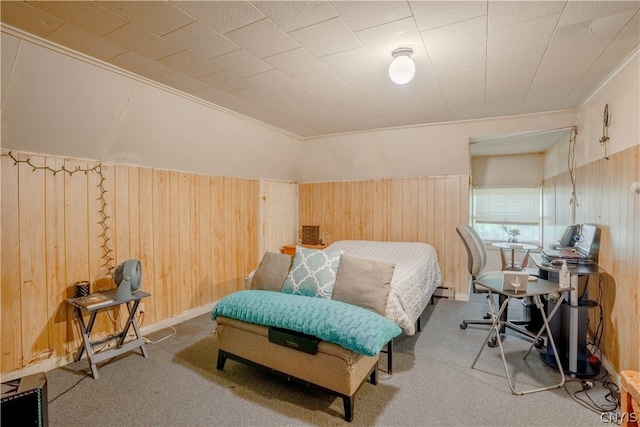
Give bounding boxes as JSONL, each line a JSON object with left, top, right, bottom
{"left": 499, "top": 224, "right": 520, "bottom": 243}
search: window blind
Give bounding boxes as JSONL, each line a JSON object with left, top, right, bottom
{"left": 473, "top": 187, "right": 540, "bottom": 224}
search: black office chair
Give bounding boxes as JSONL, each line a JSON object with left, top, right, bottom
{"left": 457, "top": 225, "right": 539, "bottom": 347}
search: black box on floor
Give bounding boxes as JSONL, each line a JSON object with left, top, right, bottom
{"left": 1, "top": 372, "right": 48, "bottom": 427}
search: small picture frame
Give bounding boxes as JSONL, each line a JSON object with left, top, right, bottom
{"left": 502, "top": 271, "right": 529, "bottom": 293}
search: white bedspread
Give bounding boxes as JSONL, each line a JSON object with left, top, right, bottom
{"left": 326, "top": 240, "right": 442, "bottom": 335}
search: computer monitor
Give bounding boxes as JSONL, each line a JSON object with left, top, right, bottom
{"left": 576, "top": 223, "right": 600, "bottom": 261}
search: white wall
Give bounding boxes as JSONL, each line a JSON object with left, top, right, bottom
{"left": 472, "top": 154, "right": 543, "bottom": 187}
{"left": 544, "top": 54, "right": 640, "bottom": 179}
{"left": 1, "top": 32, "right": 303, "bottom": 181}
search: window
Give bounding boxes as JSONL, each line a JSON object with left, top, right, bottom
{"left": 472, "top": 186, "right": 541, "bottom": 243}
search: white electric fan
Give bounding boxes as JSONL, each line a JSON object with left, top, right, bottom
{"left": 114, "top": 259, "right": 142, "bottom": 301}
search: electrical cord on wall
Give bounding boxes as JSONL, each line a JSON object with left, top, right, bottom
{"left": 568, "top": 126, "right": 578, "bottom": 212}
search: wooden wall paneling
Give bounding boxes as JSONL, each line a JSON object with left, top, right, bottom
{"left": 331, "top": 182, "right": 342, "bottom": 241}
{"left": 17, "top": 152, "right": 49, "bottom": 365}
{"left": 152, "top": 169, "right": 171, "bottom": 321}
{"left": 364, "top": 180, "right": 374, "bottom": 241}
{"left": 114, "top": 165, "right": 131, "bottom": 266}
{"left": 137, "top": 167, "right": 155, "bottom": 324}
{"left": 198, "top": 174, "right": 213, "bottom": 305}
{"left": 320, "top": 183, "right": 335, "bottom": 244}
{"left": 87, "top": 162, "right": 115, "bottom": 337}
{"left": 168, "top": 171, "right": 181, "bottom": 317}
{"left": 1, "top": 153, "right": 22, "bottom": 372}
{"left": 402, "top": 178, "right": 418, "bottom": 242}
{"left": 211, "top": 176, "right": 226, "bottom": 299}
{"left": 44, "top": 156, "right": 69, "bottom": 357}
{"left": 234, "top": 178, "right": 245, "bottom": 292}
{"left": 444, "top": 176, "right": 463, "bottom": 292}
{"left": 417, "top": 177, "right": 428, "bottom": 243}
{"left": 223, "top": 177, "right": 236, "bottom": 297}
{"left": 431, "top": 178, "right": 446, "bottom": 279}
{"left": 127, "top": 167, "right": 140, "bottom": 273}
{"left": 63, "top": 158, "right": 90, "bottom": 348}
{"left": 178, "top": 173, "right": 193, "bottom": 311}
{"left": 340, "top": 182, "right": 354, "bottom": 240}
{"left": 352, "top": 181, "right": 364, "bottom": 241}
{"left": 247, "top": 180, "right": 259, "bottom": 284}
{"left": 389, "top": 179, "right": 403, "bottom": 241}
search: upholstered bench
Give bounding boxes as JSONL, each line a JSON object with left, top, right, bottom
{"left": 215, "top": 316, "right": 379, "bottom": 422}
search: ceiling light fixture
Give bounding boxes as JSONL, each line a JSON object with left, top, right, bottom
{"left": 388, "top": 47, "right": 415, "bottom": 85}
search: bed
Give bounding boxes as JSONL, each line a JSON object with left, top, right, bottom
{"left": 325, "top": 240, "right": 442, "bottom": 336}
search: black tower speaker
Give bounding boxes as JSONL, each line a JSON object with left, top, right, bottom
{"left": 1, "top": 372, "right": 48, "bottom": 427}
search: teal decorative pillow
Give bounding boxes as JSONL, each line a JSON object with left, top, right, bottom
{"left": 281, "top": 246, "right": 343, "bottom": 299}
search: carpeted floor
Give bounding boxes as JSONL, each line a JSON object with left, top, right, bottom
{"left": 45, "top": 295, "right": 619, "bottom": 426}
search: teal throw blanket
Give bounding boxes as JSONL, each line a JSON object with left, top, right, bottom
{"left": 212, "top": 290, "right": 401, "bottom": 356}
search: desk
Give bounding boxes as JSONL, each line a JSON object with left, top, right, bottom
{"left": 67, "top": 290, "right": 150, "bottom": 379}
{"left": 492, "top": 242, "right": 538, "bottom": 271}
{"left": 471, "top": 276, "right": 571, "bottom": 395}
{"left": 530, "top": 254, "right": 605, "bottom": 378}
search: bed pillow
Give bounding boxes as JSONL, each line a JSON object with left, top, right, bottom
{"left": 281, "top": 246, "right": 343, "bottom": 299}
{"left": 251, "top": 252, "right": 293, "bottom": 292}
{"left": 332, "top": 255, "right": 395, "bottom": 316}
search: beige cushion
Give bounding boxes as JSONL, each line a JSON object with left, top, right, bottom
{"left": 251, "top": 252, "right": 292, "bottom": 291}
{"left": 332, "top": 255, "right": 395, "bottom": 315}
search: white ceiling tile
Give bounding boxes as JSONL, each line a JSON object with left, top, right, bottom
{"left": 485, "top": 97, "right": 525, "bottom": 117}
{"left": 521, "top": 95, "right": 567, "bottom": 114}
{"left": 355, "top": 17, "right": 431, "bottom": 69}
{"left": 438, "top": 67, "right": 485, "bottom": 90}
{"left": 47, "top": 23, "right": 126, "bottom": 61}
{"left": 162, "top": 21, "right": 239, "bottom": 60}
{"left": 410, "top": 1, "right": 487, "bottom": 31}
{"left": 487, "top": 1, "right": 565, "bottom": 31}
{"left": 172, "top": 1, "right": 265, "bottom": 34}
{"left": 486, "top": 71, "right": 533, "bottom": 101}
{"left": 104, "top": 23, "right": 182, "bottom": 60}
{"left": 0, "top": 1, "right": 63, "bottom": 37}
{"left": 487, "top": 13, "right": 560, "bottom": 56}
{"left": 245, "top": 70, "right": 311, "bottom": 105}
{"left": 28, "top": 1, "right": 127, "bottom": 37}
{"left": 549, "top": 12, "right": 632, "bottom": 54}
{"left": 339, "top": 69, "right": 390, "bottom": 91}
{"left": 292, "top": 69, "right": 344, "bottom": 92}
{"left": 290, "top": 17, "right": 361, "bottom": 57}
{"left": 99, "top": 1, "right": 195, "bottom": 36}
{"left": 199, "top": 71, "right": 254, "bottom": 93}
{"left": 430, "top": 46, "right": 485, "bottom": 74}
{"left": 331, "top": 1, "right": 412, "bottom": 32}
{"left": 2, "top": 0, "right": 639, "bottom": 140}
{"left": 263, "top": 48, "right": 325, "bottom": 77}
{"left": 108, "top": 51, "right": 173, "bottom": 80}
{"left": 226, "top": 18, "right": 299, "bottom": 58}
{"left": 444, "top": 83, "right": 485, "bottom": 110}
{"left": 158, "top": 50, "right": 223, "bottom": 79}
{"left": 207, "top": 49, "right": 273, "bottom": 78}
{"left": 252, "top": 1, "right": 337, "bottom": 32}
{"left": 319, "top": 47, "right": 380, "bottom": 76}
{"left": 486, "top": 46, "right": 545, "bottom": 75}
{"left": 422, "top": 16, "right": 486, "bottom": 59}
{"left": 558, "top": 1, "right": 640, "bottom": 27}
{"left": 156, "top": 71, "right": 209, "bottom": 93}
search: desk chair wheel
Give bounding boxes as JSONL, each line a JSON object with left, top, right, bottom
{"left": 487, "top": 335, "right": 498, "bottom": 348}
{"left": 534, "top": 338, "right": 544, "bottom": 349}
{"left": 460, "top": 322, "right": 468, "bottom": 329}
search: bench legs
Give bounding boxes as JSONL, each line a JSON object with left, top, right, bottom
{"left": 216, "top": 349, "right": 377, "bottom": 422}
